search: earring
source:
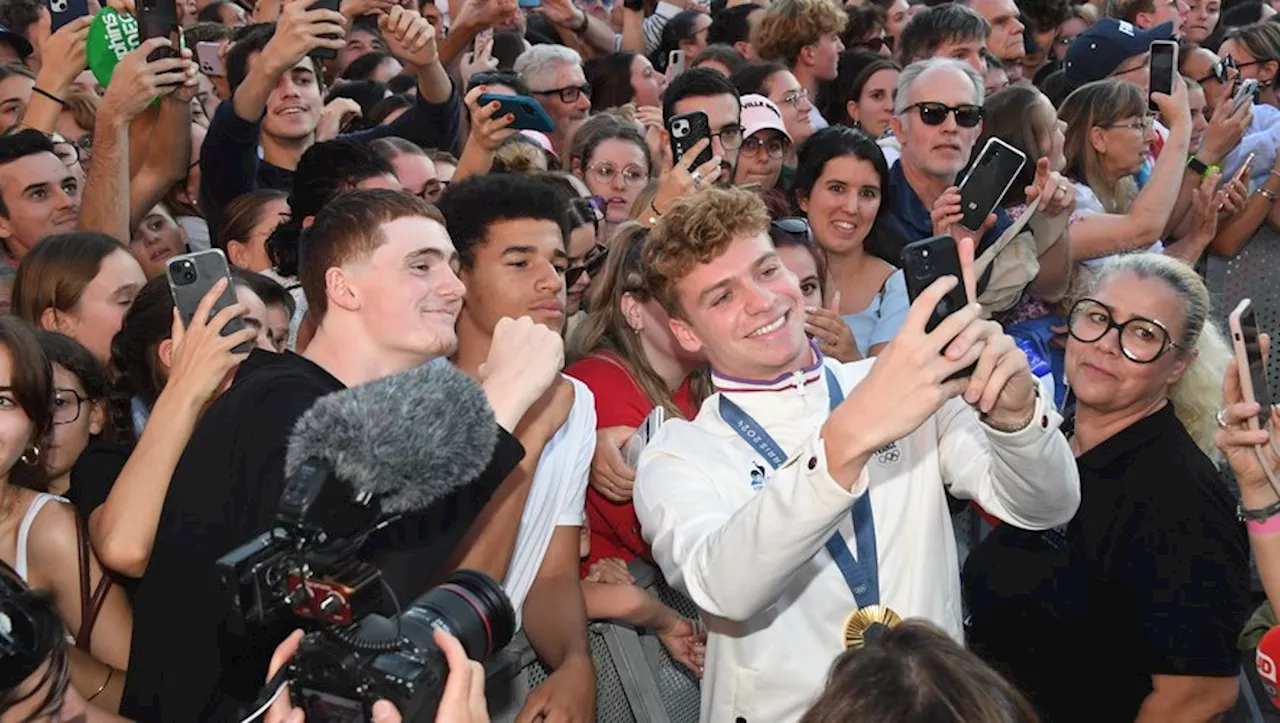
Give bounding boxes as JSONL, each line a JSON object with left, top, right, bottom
{"left": 20, "top": 444, "right": 40, "bottom": 466}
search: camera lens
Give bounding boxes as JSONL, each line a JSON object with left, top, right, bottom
{"left": 397, "top": 570, "right": 515, "bottom": 663}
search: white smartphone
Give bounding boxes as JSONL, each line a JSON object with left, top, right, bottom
{"left": 955, "top": 137, "right": 1027, "bottom": 232}
{"left": 1229, "top": 298, "right": 1272, "bottom": 430}
{"left": 1233, "top": 78, "right": 1259, "bottom": 114}
{"left": 622, "top": 406, "right": 666, "bottom": 469}
{"left": 196, "top": 41, "right": 225, "bottom": 76}
{"left": 667, "top": 49, "right": 687, "bottom": 78}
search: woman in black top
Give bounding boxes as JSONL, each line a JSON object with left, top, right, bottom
{"left": 964, "top": 253, "right": 1251, "bottom": 722}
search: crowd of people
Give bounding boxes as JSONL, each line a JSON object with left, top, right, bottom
{"left": 0, "top": 0, "right": 1278, "bottom": 719}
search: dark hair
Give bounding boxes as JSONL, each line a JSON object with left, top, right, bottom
{"left": 791, "top": 126, "right": 902, "bottom": 265}
{"left": 300, "top": 189, "right": 445, "bottom": 319}
{"left": 13, "top": 233, "right": 127, "bottom": 327}
{"left": 38, "top": 331, "right": 108, "bottom": 402}
{"left": 226, "top": 24, "right": 325, "bottom": 93}
{"left": 800, "top": 620, "right": 1038, "bottom": 722}
{"left": 1037, "top": 68, "right": 1071, "bottom": 108}
{"left": 1223, "top": 2, "right": 1273, "bottom": 28}
{"left": 0, "top": 574, "right": 71, "bottom": 719}
{"left": 822, "top": 51, "right": 898, "bottom": 126}
{"left": 342, "top": 52, "right": 392, "bottom": 81}
{"left": 897, "top": 3, "right": 990, "bottom": 66}
{"left": 0, "top": 0, "right": 41, "bottom": 37}
{"left": 585, "top": 52, "right": 642, "bottom": 112}
{"left": 184, "top": 20, "right": 234, "bottom": 44}
{"left": 216, "top": 188, "right": 289, "bottom": 253}
{"left": 770, "top": 220, "right": 828, "bottom": 300}
{"left": 692, "top": 44, "right": 749, "bottom": 75}
{"left": 1017, "top": 0, "right": 1070, "bottom": 32}
{"left": 436, "top": 174, "right": 573, "bottom": 269}
{"left": 232, "top": 268, "right": 296, "bottom": 318}
{"left": 467, "top": 70, "right": 529, "bottom": 95}
{"left": 569, "top": 112, "right": 654, "bottom": 176}
{"left": 366, "top": 93, "right": 414, "bottom": 126}
{"left": 709, "top": 4, "right": 762, "bottom": 46}
{"left": 0, "top": 316, "right": 53, "bottom": 492}
{"left": 491, "top": 31, "right": 527, "bottom": 71}
{"left": 108, "top": 276, "right": 172, "bottom": 440}
{"left": 325, "top": 79, "right": 390, "bottom": 128}
{"left": 842, "top": 4, "right": 888, "bottom": 48}
{"left": 663, "top": 66, "right": 740, "bottom": 121}
{"left": 387, "top": 73, "right": 417, "bottom": 94}
{"left": 730, "top": 60, "right": 790, "bottom": 95}
{"left": 977, "top": 85, "right": 1050, "bottom": 207}
{"left": 651, "top": 10, "right": 706, "bottom": 72}
{"left": 0, "top": 129, "right": 55, "bottom": 219}
{"left": 267, "top": 139, "right": 397, "bottom": 277}
{"left": 196, "top": 1, "right": 234, "bottom": 24}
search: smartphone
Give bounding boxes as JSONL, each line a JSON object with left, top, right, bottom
{"left": 956, "top": 137, "right": 1026, "bottom": 233}
{"left": 47, "top": 0, "right": 90, "bottom": 32}
{"left": 166, "top": 249, "right": 254, "bottom": 354}
{"left": 622, "top": 406, "right": 666, "bottom": 469}
{"left": 518, "top": 0, "right": 542, "bottom": 7}
{"left": 138, "top": 0, "right": 180, "bottom": 61}
{"left": 667, "top": 110, "right": 713, "bottom": 170}
{"left": 1231, "top": 152, "right": 1256, "bottom": 186}
{"left": 196, "top": 41, "right": 226, "bottom": 76}
{"left": 309, "top": 0, "right": 341, "bottom": 60}
{"left": 1233, "top": 78, "right": 1259, "bottom": 114}
{"left": 667, "top": 49, "right": 686, "bottom": 77}
{"left": 1229, "top": 299, "right": 1273, "bottom": 430}
{"left": 1148, "top": 40, "right": 1178, "bottom": 113}
{"left": 901, "top": 235, "right": 976, "bottom": 381}
{"left": 477, "top": 93, "right": 555, "bottom": 133}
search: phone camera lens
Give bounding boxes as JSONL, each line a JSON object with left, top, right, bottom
{"left": 173, "top": 261, "right": 197, "bottom": 286}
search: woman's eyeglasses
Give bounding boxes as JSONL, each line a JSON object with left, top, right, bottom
{"left": 585, "top": 162, "right": 649, "bottom": 188}
{"left": 856, "top": 35, "right": 894, "bottom": 54}
{"left": 566, "top": 243, "right": 608, "bottom": 287}
{"left": 741, "top": 135, "right": 789, "bottom": 159}
{"left": 901, "top": 102, "right": 984, "bottom": 128}
{"left": 52, "top": 388, "right": 90, "bottom": 425}
{"left": 1067, "top": 298, "right": 1184, "bottom": 364}
{"left": 1104, "top": 115, "right": 1154, "bottom": 133}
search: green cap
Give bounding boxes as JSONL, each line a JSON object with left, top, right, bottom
{"left": 86, "top": 8, "right": 141, "bottom": 89}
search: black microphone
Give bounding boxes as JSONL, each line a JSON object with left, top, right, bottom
{"left": 283, "top": 361, "right": 498, "bottom": 515}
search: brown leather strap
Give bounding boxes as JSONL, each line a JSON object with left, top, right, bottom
{"left": 73, "top": 513, "right": 112, "bottom": 651}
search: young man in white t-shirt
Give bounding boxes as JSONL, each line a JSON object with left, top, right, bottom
{"left": 440, "top": 173, "right": 598, "bottom": 723}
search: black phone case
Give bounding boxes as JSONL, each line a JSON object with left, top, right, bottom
{"left": 667, "top": 111, "right": 714, "bottom": 170}
{"left": 958, "top": 141, "right": 1024, "bottom": 233}
{"left": 1149, "top": 44, "right": 1176, "bottom": 113}
{"left": 310, "top": 0, "right": 341, "bottom": 60}
{"left": 166, "top": 250, "right": 254, "bottom": 354}
{"left": 138, "top": 0, "right": 180, "bottom": 61}
{"left": 901, "top": 235, "right": 977, "bottom": 380}
{"left": 48, "top": 0, "right": 90, "bottom": 32}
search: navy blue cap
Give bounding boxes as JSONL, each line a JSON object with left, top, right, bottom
{"left": 1063, "top": 18, "right": 1175, "bottom": 89}
{"left": 0, "top": 25, "right": 32, "bottom": 59}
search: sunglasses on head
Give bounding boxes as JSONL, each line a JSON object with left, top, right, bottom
{"left": 770, "top": 217, "right": 815, "bottom": 246}
{"left": 902, "top": 102, "right": 984, "bottom": 128}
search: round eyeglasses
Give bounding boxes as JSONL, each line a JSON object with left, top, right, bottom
{"left": 52, "top": 388, "right": 90, "bottom": 425}
{"left": 1067, "top": 298, "right": 1185, "bottom": 364}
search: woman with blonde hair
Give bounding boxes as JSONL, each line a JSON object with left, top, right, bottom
{"left": 964, "top": 253, "right": 1251, "bottom": 723}
{"left": 1058, "top": 78, "right": 1223, "bottom": 266}
{"left": 565, "top": 224, "right": 710, "bottom": 572}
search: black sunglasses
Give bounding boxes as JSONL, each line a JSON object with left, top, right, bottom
{"left": 902, "top": 102, "right": 984, "bottom": 128}
{"left": 770, "top": 217, "right": 816, "bottom": 246}
{"left": 567, "top": 243, "right": 608, "bottom": 287}
{"left": 532, "top": 83, "right": 592, "bottom": 104}
{"left": 857, "top": 35, "right": 894, "bottom": 53}
{"left": 1196, "top": 55, "right": 1236, "bottom": 84}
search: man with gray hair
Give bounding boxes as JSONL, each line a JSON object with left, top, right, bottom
{"left": 883, "top": 57, "right": 1011, "bottom": 259}
{"left": 515, "top": 44, "right": 592, "bottom": 159}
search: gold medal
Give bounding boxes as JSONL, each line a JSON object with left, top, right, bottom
{"left": 841, "top": 605, "right": 902, "bottom": 649}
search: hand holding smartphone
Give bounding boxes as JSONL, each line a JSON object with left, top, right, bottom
{"left": 138, "top": 0, "right": 181, "bottom": 61}
{"left": 48, "top": 0, "right": 91, "bottom": 32}
{"left": 1148, "top": 40, "right": 1178, "bottom": 113}
{"left": 956, "top": 137, "right": 1026, "bottom": 233}
{"left": 667, "top": 111, "right": 713, "bottom": 170}
{"left": 166, "top": 250, "right": 255, "bottom": 354}
{"left": 901, "top": 235, "right": 977, "bottom": 381}
{"left": 476, "top": 93, "right": 555, "bottom": 133}
{"left": 1229, "top": 299, "right": 1273, "bottom": 430}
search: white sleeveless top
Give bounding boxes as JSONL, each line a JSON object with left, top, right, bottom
{"left": 14, "top": 492, "right": 68, "bottom": 583}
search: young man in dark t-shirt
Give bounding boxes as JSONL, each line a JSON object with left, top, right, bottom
{"left": 121, "top": 190, "right": 568, "bottom": 722}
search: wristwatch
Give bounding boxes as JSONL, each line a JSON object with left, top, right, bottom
{"left": 1186, "top": 155, "right": 1220, "bottom": 179}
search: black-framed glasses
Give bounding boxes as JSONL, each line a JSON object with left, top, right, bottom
{"left": 531, "top": 83, "right": 592, "bottom": 104}
{"left": 741, "top": 135, "right": 789, "bottom": 159}
{"left": 1068, "top": 298, "right": 1185, "bottom": 364}
{"left": 566, "top": 243, "right": 608, "bottom": 287}
{"left": 770, "top": 216, "right": 815, "bottom": 246}
{"left": 1196, "top": 55, "right": 1237, "bottom": 84}
{"left": 75, "top": 133, "right": 93, "bottom": 162}
{"left": 52, "top": 388, "right": 89, "bottom": 425}
{"left": 901, "top": 102, "right": 984, "bottom": 128}
{"left": 711, "top": 124, "right": 746, "bottom": 151}
{"left": 50, "top": 140, "right": 80, "bottom": 169}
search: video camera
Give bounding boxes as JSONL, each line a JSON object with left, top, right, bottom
{"left": 217, "top": 458, "right": 515, "bottom": 722}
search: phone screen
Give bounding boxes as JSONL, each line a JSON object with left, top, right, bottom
{"left": 1149, "top": 41, "right": 1176, "bottom": 112}
{"left": 1242, "top": 308, "right": 1273, "bottom": 426}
